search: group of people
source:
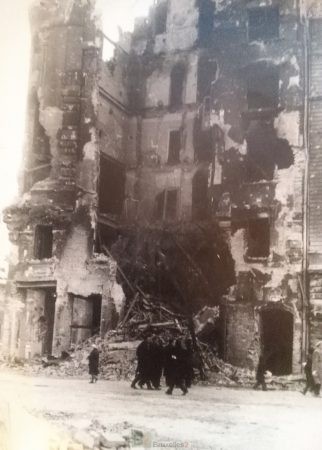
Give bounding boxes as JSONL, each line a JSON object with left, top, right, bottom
{"left": 88, "top": 334, "right": 322, "bottom": 396}
{"left": 131, "top": 334, "right": 195, "bottom": 395}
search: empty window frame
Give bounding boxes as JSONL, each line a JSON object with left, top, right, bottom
{"left": 169, "top": 63, "right": 186, "bottom": 109}
{"left": 34, "top": 225, "right": 53, "bottom": 259}
{"left": 248, "top": 7, "right": 279, "bottom": 42}
{"left": 98, "top": 154, "right": 126, "bottom": 216}
{"left": 70, "top": 294, "right": 102, "bottom": 345}
{"left": 247, "top": 65, "right": 279, "bottom": 110}
{"left": 197, "top": 55, "right": 217, "bottom": 102}
{"left": 197, "top": 0, "right": 215, "bottom": 46}
{"left": 155, "top": 1, "right": 168, "bottom": 35}
{"left": 247, "top": 218, "right": 270, "bottom": 258}
{"left": 192, "top": 169, "right": 209, "bottom": 220}
{"left": 167, "top": 130, "right": 181, "bottom": 165}
{"left": 155, "top": 189, "right": 178, "bottom": 221}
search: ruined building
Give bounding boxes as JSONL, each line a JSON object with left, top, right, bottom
{"left": 2, "top": 0, "right": 322, "bottom": 375}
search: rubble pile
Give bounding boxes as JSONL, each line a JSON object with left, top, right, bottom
{"left": 200, "top": 343, "right": 254, "bottom": 387}
{"left": 67, "top": 420, "right": 153, "bottom": 450}
{"left": 120, "top": 293, "right": 188, "bottom": 336}
{"left": 12, "top": 333, "right": 139, "bottom": 380}
{"left": 0, "top": 295, "right": 305, "bottom": 389}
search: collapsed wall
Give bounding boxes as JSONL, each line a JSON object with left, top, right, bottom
{"left": 115, "top": 0, "right": 307, "bottom": 374}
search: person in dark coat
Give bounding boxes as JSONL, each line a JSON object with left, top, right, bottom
{"left": 163, "top": 338, "right": 175, "bottom": 388}
{"left": 303, "top": 347, "right": 315, "bottom": 395}
{"left": 88, "top": 344, "right": 99, "bottom": 383}
{"left": 253, "top": 354, "right": 267, "bottom": 391}
{"left": 150, "top": 335, "right": 164, "bottom": 389}
{"left": 131, "top": 335, "right": 153, "bottom": 390}
{"left": 183, "top": 337, "right": 194, "bottom": 388}
{"left": 165, "top": 338, "right": 188, "bottom": 395}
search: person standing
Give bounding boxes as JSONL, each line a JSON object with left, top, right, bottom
{"left": 150, "top": 335, "right": 163, "bottom": 390}
{"left": 253, "top": 354, "right": 267, "bottom": 391}
{"left": 131, "top": 334, "right": 153, "bottom": 390}
{"left": 163, "top": 337, "right": 175, "bottom": 388}
{"left": 165, "top": 338, "right": 188, "bottom": 396}
{"left": 88, "top": 344, "right": 99, "bottom": 383}
{"left": 312, "top": 341, "right": 322, "bottom": 396}
{"left": 303, "top": 347, "right": 315, "bottom": 395}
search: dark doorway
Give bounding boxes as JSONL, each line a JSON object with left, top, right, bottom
{"left": 43, "top": 289, "right": 56, "bottom": 355}
{"left": 261, "top": 308, "right": 293, "bottom": 375}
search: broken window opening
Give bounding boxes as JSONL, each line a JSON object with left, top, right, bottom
{"left": 167, "top": 130, "right": 181, "bottom": 165}
{"left": 248, "top": 6, "right": 279, "bottom": 42}
{"left": 169, "top": 63, "right": 186, "bottom": 109}
{"left": 155, "top": 1, "right": 168, "bottom": 35}
{"left": 155, "top": 189, "right": 178, "bottom": 221}
{"left": 261, "top": 308, "right": 293, "bottom": 375}
{"left": 246, "top": 218, "right": 270, "bottom": 258}
{"left": 192, "top": 169, "right": 209, "bottom": 220}
{"left": 247, "top": 64, "right": 279, "bottom": 110}
{"left": 193, "top": 116, "right": 217, "bottom": 162}
{"left": 197, "top": 55, "right": 217, "bottom": 103}
{"left": 197, "top": 0, "right": 215, "bottom": 47}
{"left": 70, "top": 294, "right": 102, "bottom": 345}
{"left": 34, "top": 225, "right": 53, "bottom": 259}
{"left": 245, "top": 119, "right": 293, "bottom": 182}
{"left": 98, "top": 154, "right": 125, "bottom": 216}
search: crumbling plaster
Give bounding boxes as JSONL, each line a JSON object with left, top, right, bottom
{"left": 162, "top": 0, "right": 199, "bottom": 52}
{"left": 53, "top": 224, "right": 124, "bottom": 355}
{"left": 144, "top": 52, "right": 198, "bottom": 109}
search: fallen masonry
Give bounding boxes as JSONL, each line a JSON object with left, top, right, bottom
{"left": 0, "top": 330, "right": 305, "bottom": 391}
{"left": 0, "top": 395, "right": 152, "bottom": 450}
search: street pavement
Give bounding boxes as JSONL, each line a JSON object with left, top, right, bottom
{"left": 0, "top": 370, "right": 321, "bottom": 450}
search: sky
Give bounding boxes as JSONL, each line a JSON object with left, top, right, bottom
{"left": 0, "top": 0, "right": 153, "bottom": 264}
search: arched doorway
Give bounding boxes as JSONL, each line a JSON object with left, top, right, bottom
{"left": 260, "top": 307, "right": 293, "bottom": 375}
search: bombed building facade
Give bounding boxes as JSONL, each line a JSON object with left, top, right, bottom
{"left": 2, "top": 0, "right": 322, "bottom": 375}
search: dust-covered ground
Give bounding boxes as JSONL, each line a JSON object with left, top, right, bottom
{"left": 0, "top": 370, "right": 322, "bottom": 450}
